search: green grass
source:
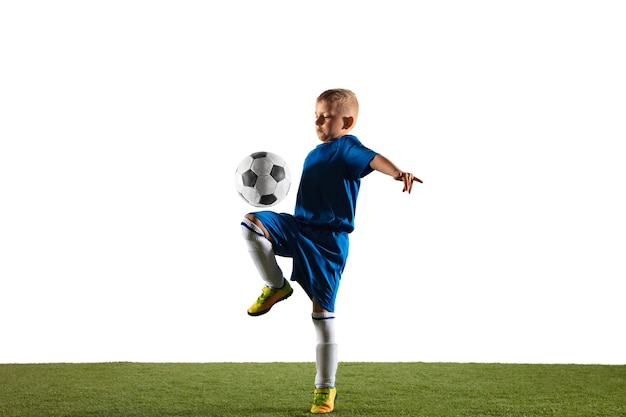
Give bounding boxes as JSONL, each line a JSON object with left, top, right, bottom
{"left": 1, "top": 362, "right": 624, "bottom": 417}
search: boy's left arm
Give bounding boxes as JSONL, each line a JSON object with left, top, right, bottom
{"left": 370, "top": 154, "right": 423, "bottom": 194}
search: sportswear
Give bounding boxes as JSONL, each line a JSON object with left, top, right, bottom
{"left": 295, "top": 135, "right": 377, "bottom": 233}
{"left": 310, "top": 387, "right": 337, "bottom": 413}
{"left": 251, "top": 135, "right": 377, "bottom": 312}
{"left": 247, "top": 280, "right": 293, "bottom": 316}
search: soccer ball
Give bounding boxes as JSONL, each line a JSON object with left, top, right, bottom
{"left": 235, "top": 151, "right": 292, "bottom": 207}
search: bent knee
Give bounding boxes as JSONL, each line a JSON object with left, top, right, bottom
{"left": 241, "top": 215, "right": 271, "bottom": 241}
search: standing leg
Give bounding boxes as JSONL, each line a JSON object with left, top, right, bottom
{"left": 310, "top": 299, "right": 338, "bottom": 414}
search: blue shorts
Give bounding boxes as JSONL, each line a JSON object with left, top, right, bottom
{"left": 252, "top": 211, "right": 349, "bottom": 312}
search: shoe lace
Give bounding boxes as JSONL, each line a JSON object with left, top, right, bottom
{"left": 313, "top": 389, "right": 330, "bottom": 406}
{"left": 255, "top": 286, "right": 273, "bottom": 304}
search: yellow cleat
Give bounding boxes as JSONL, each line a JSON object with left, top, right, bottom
{"left": 247, "top": 280, "right": 293, "bottom": 316}
{"left": 310, "top": 387, "right": 337, "bottom": 414}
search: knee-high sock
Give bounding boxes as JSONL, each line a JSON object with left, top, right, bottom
{"left": 241, "top": 218, "right": 284, "bottom": 289}
{"left": 312, "top": 312, "right": 338, "bottom": 388}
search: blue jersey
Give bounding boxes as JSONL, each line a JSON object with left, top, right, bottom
{"left": 294, "top": 135, "right": 378, "bottom": 233}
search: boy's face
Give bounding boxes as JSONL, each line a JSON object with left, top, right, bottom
{"left": 314, "top": 99, "right": 355, "bottom": 143}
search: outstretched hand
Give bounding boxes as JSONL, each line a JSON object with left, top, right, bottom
{"left": 394, "top": 172, "right": 423, "bottom": 193}
{"left": 368, "top": 155, "right": 422, "bottom": 194}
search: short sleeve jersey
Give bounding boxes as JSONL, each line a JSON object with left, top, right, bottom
{"left": 294, "top": 135, "right": 378, "bottom": 232}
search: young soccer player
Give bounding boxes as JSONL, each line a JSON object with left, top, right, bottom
{"left": 240, "top": 88, "right": 421, "bottom": 414}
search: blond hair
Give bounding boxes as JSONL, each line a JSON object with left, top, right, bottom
{"left": 317, "top": 88, "right": 359, "bottom": 118}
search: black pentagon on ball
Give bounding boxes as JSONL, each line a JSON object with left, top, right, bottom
{"left": 259, "top": 194, "right": 278, "bottom": 206}
{"left": 270, "top": 165, "right": 285, "bottom": 182}
{"left": 241, "top": 169, "right": 258, "bottom": 187}
{"left": 251, "top": 151, "right": 268, "bottom": 159}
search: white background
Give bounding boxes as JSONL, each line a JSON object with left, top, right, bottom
{"left": 1, "top": 1, "right": 624, "bottom": 364}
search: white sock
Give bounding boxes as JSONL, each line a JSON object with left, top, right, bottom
{"left": 241, "top": 218, "right": 284, "bottom": 289}
{"left": 312, "top": 312, "right": 338, "bottom": 388}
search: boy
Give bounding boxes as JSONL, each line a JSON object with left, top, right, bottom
{"left": 240, "top": 88, "right": 421, "bottom": 413}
